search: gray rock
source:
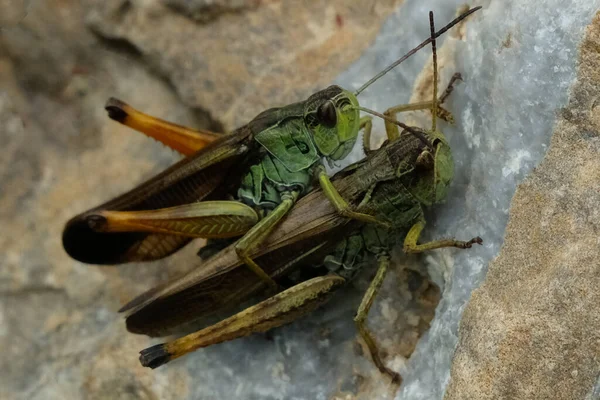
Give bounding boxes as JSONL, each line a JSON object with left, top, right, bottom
{"left": 444, "top": 12, "right": 600, "bottom": 400}
{"left": 164, "top": 0, "right": 261, "bottom": 23}
{"left": 330, "top": 0, "right": 599, "bottom": 398}
{"left": 2, "top": 0, "right": 600, "bottom": 398}
{"left": 346, "top": 0, "right": 599, "bottom": 398}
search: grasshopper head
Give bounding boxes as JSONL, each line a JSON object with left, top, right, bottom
{"left": 430, "top": 131, "right": 453, "bottom": 203}
{"left": 303, "top": 86, "right": 360, "bottom": 161}
{"left": 419, "top": 129, "right": 453, "bottom": 204}
{"left": 397, "top": 128, "right": 454, "bottom": 206}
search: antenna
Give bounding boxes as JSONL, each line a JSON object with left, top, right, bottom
{"left": 429, "top": 11, "right": 438, "bottom": 133}
{"left": 355, "top": 106, "right": 433, "bottom": 149}
{"left": 354, "top": 6, "right": 481, "bottom": 96}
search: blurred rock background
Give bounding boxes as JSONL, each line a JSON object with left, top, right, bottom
{"left": 1, "top": 0, "right": 600, "bottom": 399}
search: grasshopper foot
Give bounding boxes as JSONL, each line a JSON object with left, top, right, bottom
{"left": 139, "top": 343, "right": 172, "bottom": 369}
{"left": 462, "top": 236, "right": 483, "bottom": 248}
{"left": 105, "top": 98, "right": 129, "bottom": 122}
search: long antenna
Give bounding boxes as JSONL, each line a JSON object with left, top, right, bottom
{"left": 355, "top": 106, "right": 432, "bottom": 149}
{"left": 429, "top": 11, "right": 438, "bottom": 133}
{"left": 354, "top": 6, "right": 481, "bottom": 96}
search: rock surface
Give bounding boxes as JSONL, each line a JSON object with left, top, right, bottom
{"left": 444, "top": 12, "right": 600, "bottom": 400}
{"left": 2, "top": 0, "right": 600, "bottom": 399}
{"left": 334, "top": 1, "right": 599, "bottom": 398}
{"left": 83, "top": 0, "right": 405, "bottom": 129}
{"left": 0, "top": 1, "right": 436, "bottom": 399}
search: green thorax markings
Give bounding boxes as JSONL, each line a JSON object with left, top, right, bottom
{"left": 252, "top": 85, "right": 360, "bottom": 172}
{"left": 237, "top": 154, "right": 314, "bottom": 210}
{"left": 240, "top": 85, "right": 361, "bottom": 209}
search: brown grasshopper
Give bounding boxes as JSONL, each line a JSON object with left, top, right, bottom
{"left": 120, "top": 12, "right": 482, "bottom": 383}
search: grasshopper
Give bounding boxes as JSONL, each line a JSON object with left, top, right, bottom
{"left": 121, "top": 11, "right": 482, "bottom": 383}
{"left": 62, "top": 8, "right": 481, "bottom": 292}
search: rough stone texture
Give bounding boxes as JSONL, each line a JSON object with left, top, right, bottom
{"left": 0, "top": 0, "right": 32, "bottom": 28}
{"left": 0, "top": 1, "right": 208, "bottom": 399}
{"left": 2, "top": 0, "right": 600, "bottom": 398}
{"left": 83, "top": 0, "right": 405, "bottom": 129}
{"left": 164, "top": 0, "right": 262, "bottom": 23}
{"left": 335, "top": 1, "right": 598, "bottom": 398}
{"left": 444, "top": 12, "right": 600, "bottom": 400}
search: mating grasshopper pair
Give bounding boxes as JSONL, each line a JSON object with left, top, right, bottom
{"left": 62, "top": 7, "right": 482, "bottom": 384}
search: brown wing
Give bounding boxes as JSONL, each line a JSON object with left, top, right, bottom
{"left": 62, "top": 127, "right": 255, "bottom": 265}
{"left": 119, "top": 174, "right": 364, "bottom": 336}
{"left": 122, "top": 221, "right": 351, "bottom": 337}
{"left": 119, "top": 131, "right": 427, "bottom": 336}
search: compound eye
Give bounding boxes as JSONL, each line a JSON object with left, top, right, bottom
{"left": 316, "top": 101, "right": 337, "bottom": 128}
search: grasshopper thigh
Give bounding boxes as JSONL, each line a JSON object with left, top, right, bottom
{"left": 139, "top": 275, "right": 345, "bottom": 368}
{"left": 87, "top": 201, "right": 259, "bottom": 239}
{"left": 105, "top": 97, "right": 220, "bottom": 156}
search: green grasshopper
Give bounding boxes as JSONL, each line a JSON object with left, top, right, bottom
{"left": 121, "top": 11, "right": 482, "bottom": 383}
{"left": 62, "top": 8, "right": 481, "bottom": 292}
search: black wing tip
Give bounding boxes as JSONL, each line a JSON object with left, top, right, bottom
{"left": 119, "top": 295, "right": 145, "bottom": 314}
{"left": 105, "top": 97, "right": 129, "bottom": 122}
{"left": 139, "top": 343, "right": 172, "bottom": 369}
{"left": 118, "top": 302, "right": 132, "bottom": 313}
{"left": 119, "top": 285, "right": 162, "bottom": 314}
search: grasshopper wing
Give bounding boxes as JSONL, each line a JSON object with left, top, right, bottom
{"left": 119, "top": 185, "right": 351, "bottom": 336}
{"left": 63, "top": 127, "right": 256, "bottom": 265}
{"left": 122, "top": 226, "right": 346, "bottom": 337}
